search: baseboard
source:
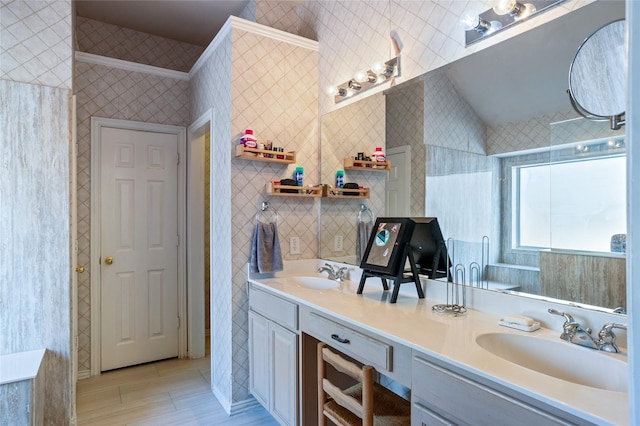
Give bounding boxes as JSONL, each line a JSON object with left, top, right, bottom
{"left": 77, "top": 369, "right": 91, "bottom": 380}
{"left": 212, "top": 388, "right": 231, "bottom": 414}
{"left": 229, "top": 396, "right": 261, "bottom": 415}
{"left": 212, "top": 388, "right": 261, "bottom": 416}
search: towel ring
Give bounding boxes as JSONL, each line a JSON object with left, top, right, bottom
{"left": 357, "top": 204, "right": 374, "bottom": 223}
{"left": 256, "top": 201, "right": 279, "bottom": 224}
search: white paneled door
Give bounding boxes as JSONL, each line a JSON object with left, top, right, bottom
{"left": 100, "top": 127, "right": 179, "bottom": 371}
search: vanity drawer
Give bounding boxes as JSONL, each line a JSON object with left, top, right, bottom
{"left": 306, "top": 312, "right": 391, "bottom": 372}
{"left": 249, "top": 286, "right": 298, "bottom": 331}
{"left": 412, "top": 354, "right": 568, "bottom": 426}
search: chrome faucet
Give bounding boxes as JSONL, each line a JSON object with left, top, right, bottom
{"left": 548, "top": 309, "right": 628, "bottom": 353}
{"left": 317, "top": 263, "right": 348, "bottom": 281}
{"left": 548, "top": 309, "right": 599, "bottom": 349}
{"left": 597, "top": 323, "right": 627, "bottom": 353}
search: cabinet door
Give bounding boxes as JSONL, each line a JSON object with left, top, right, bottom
{"left": 412, "top": 355, "right": 568, "bottom": 426}
{"left": 249, "top": 311, "right": 270, "bottom": 408}
{"left": 270, "top": 322, "right": 298, "bottom": 426}
{"left": 412, "top": 402, "right": 455, "bottom": 426}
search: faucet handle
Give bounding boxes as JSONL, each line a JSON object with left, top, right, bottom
{"left": 598, "top": 323, "right": 627, "bottom": 353}
{"left": 601, "top": 323, "right": 627, "bottom": 333}
{"left": 548, "top": 308, "right": 575, "bottom": 324}
{"left": 324, "top": 263, "right": 336, "bottom": 272}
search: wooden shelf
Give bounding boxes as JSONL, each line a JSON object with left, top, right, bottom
{"left": 323, "top": 186, "right": 370, "bottom": 199}
{"left": 235, "top": 145, "right": 296, "bottom": 163}
{"left": 343, "top": 157, "right": 390, "bottom": 171}
{"left": 265, "top": 182, "right": 322, "bottom": 197}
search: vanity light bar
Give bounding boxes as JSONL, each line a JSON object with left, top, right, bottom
{"left": 464, "top": 0, "right": 567, "bottom": 46}
{"left": 330, "top": 57, "right": 400, "bottom": 103}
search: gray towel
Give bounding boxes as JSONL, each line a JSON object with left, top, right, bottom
{"left": 249, "top": 222, "right": 283, "bottom": 274}
{"left": 356, "top": 220, "right": 373, "bottom": 265}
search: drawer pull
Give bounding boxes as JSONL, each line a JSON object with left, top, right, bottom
{"left": 331, "top": 334, "right": 350, "bottom": 344}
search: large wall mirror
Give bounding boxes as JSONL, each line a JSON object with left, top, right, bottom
{"left": 320, "top": 0, "right": 627, "bottom": 314}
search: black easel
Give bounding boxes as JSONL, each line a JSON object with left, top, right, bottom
{"left": 356, "top": 242, "right": 425, "bottom": 304}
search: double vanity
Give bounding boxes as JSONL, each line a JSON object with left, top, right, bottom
{"left": 247, "top": 260, "right": 628, "bottom": 426}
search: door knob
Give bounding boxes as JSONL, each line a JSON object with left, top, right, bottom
{"left": 104, "top": 256, "right": 114, "bottom": 265}
{"left": 75, "top": 266, "right": 85, "bottom": 273}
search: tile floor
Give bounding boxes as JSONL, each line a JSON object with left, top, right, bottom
{"left": 76, "top": 345, "right": 278, "bottom": 425}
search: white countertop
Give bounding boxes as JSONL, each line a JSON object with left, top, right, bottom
{"left": 0, "top": 348, "right": 46, "bottom": 385}
{"left": 248, "top": 265, "right": 628, "bottom": 426}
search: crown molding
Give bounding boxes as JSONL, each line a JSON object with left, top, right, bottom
{"left": 189, "top": 16, "right": 319, "bottom": 77}
{"left": 75, "top": 52, "right": 189, "bottom": 81}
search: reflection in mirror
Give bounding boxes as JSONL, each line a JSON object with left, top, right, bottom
{"left": 568, "top": 19, "right": 626, "bottom": 129}
{"left": 319, "top": 0, "right": 627, "bottom": 313}
{"left": 320, "top": 94, "right": 386, "bottom": 265}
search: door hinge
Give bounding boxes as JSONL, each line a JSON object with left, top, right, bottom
{"left": 177, "top": 316, "right": 181, "bottom": 329}
{"left": 177, "top": 153, "right": 180, "bottom": 165}
{"left": 177, "top": 234, "right": 180, "bottom": 246}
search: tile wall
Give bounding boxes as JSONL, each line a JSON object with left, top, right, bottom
{"left": 191, "top": 23, "right": 318, "bottom": 406}
{"left": 1, "top": 0, "right": 74, "bottom": 423}
{"left": 75, "top": 16, "right": 204, "bottom": 72}
{"left": 0, "top": 0, "right": 73, "bottom": 89}
{"left": 319, "top": 93, "right": 386, "bottom": 260}
{"left": 243, "top": 0, "right": 301, "bottom": 34}
{"left": 189, "top": 30, "right": 235, "bottom": 406}
{"left": 423, "top": 67, "right": 485, "bottom": 153}
{"left": 386, "top": 79, "right": 426, "bottom": 217}
{"left": 74, "top": 60, "right": 190, "bottom": 373}
{"left": 0, "top": 81, "right": 72, "bottom": 423}
{"left": 297, "top": 0, "right": 593, "bottom": 117}
{"left": 1, "top": 0, "right": 606, "bottom": 420}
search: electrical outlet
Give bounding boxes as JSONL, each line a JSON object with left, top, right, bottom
{"left": 334, "top": 235, "right": 344, "bottom": 252}
{"left": 290, "top": 237, "right": 300, "bottom": 255}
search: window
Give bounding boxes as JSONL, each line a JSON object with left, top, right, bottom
{"left": 513, "top": 154, "right": 626, "bottom": 253}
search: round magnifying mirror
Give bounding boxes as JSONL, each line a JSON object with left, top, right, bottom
{"left": 568, "top": 19, "right": 626, "bottom": 120}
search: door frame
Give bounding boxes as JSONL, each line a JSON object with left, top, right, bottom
{"left": 90, "top": 117, "right": 187, "bottom": 376}
{"left": 186, "top": 109, "right": 214, "bottom": 359}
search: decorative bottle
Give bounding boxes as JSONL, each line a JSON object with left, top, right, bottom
{"left": 295, "top": 167, "right": 304, "bottom": 187}
{"left": 241, "top": 129, "right": 258, "bottom": 155}
{"left": 336, "top": 170, "right": 344, "bottom": 188}
{"left": 374, "top": 146, "right": 386, "bottom": 168}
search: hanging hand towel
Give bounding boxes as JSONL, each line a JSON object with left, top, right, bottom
{"left": 356, "top": 220, "right": 373, "bottom": 265}
{"left": 249, "top": 222, "right": 284, "bottom": 274}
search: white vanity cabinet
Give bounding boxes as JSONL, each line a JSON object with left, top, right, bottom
{"left": 300, "top": 306, "right": 412, "bottom": 388}
{"left": 248, "top": 285, "right": 299, "bottom": 426}
{"left": 411, "top": 352, "right": 584, "bottom": 426}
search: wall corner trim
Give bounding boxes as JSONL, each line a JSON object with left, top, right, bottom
{"left": 75, "top": 52, "right": 190, "bottom": 81}
{"left": 189, "top": 15, "right": 319, "bottom": 77}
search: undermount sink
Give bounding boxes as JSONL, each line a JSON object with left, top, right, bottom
{"left": 476, "top": 333, "right": 628, "bottom": 393}
{"left": 289, "top": 276, "right": 340, "bottom": 290}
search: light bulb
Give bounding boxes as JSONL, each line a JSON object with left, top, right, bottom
{"left": 371, "top": 61, "right": 386, "bottom": 75}
{"left": 327, "top": 85, "right": 347, "bottom": 97}
{"left": 486, "top": 20, "right": 503, "bottom": 34}
{"left": 493, "top": 0, "right": 536, "bottom": 19}
{"left": 461, "top": 10, "right": 481, "bottom": 31}
{"left": 517, "top": 3, "right": 536, "bottom": 19}
{"left": 354, "top": 70, "right": 369, "bottom": 83}
{"left": 493, "top": 0, "right": 517, "bottom": 15}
